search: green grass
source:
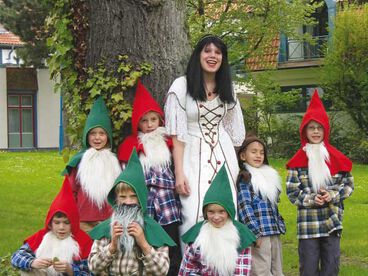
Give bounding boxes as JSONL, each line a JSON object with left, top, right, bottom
{"left": 0, "top": 152, "right": 367, "bottom": 275}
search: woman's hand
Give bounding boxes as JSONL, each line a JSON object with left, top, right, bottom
{"left": 175, "top": 173, "right": 190, "bottom": 196}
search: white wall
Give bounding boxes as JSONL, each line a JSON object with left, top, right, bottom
{"left": 36, "top": 69, "right": 59, "bottom": 148}
{"left": 0, "top": 68, "right": 8, "bottom": 149}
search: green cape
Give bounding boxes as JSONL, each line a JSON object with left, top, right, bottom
{"left": 61, "top": 96, "right": 112, "bottom": 176}
{"left": 89, "top": 149, "right": 175, "bottom": 247}
{"left": 181, "top": 165, "right": 256, "bottom": 250}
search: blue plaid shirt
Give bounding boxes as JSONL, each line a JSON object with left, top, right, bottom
{"left": 238, "top": 180, "right": 286, "bottom": 239}
{"left": 286, "top": 168, "right": 354, "bottom": 239}
{"left": 11, "top": 243, "right": 91, "bottom": 275}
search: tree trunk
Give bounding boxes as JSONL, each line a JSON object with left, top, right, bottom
{"left": 86, "top": 0, "right": 191, "bottom": 105}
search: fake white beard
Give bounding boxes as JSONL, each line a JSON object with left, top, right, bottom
{"left": 77, "top": 148, "right": 122, "bottom": 209}
{"left": 138, "top": 127, "right": 171, "bottom": 172}
{"left": 35, "top": 232, "right": 79, "bottom": 276}
{"left": 111, "top": 204, "right": 144, "bottom": 256}
{"left": 245, "top": 164, "right": 282, "bottom": 205}
{"left": 305, "top": 142, "right": 332, "bottom": 193}
{"left": 194, "top": 220, "right": 240, "bottom": 276}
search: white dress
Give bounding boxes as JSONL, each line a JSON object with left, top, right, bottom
{"left": 165, "top": 76, "right": 246, "bottom": 237}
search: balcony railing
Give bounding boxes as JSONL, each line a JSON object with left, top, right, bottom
{"left": 287, "top": 35, "right": 328, "bottom": 61}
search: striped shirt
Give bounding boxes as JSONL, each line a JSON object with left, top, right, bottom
{"left": 88, "top": 238, "right": 169, "bottom": 275}
{"left": 286, "top": 168, "right": 354, "bottom": 239}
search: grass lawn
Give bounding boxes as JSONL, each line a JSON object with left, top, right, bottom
{"left": 1, "top": 151, "right": 367, "bottom": 275}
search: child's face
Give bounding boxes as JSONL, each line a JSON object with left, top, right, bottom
{"left": 206, "top": 203, "right": 229, "bottom": 228}
{"left": 117, "top": 186, "right": 139, "bottom": 205}
{"left": 50, "top": 215, "right": 71, "bottom": 240}
{"left": 239, "top": 141, "right": 265, "bottom": 168}
{"left": 88, "top": 127, "right": 108, "bottom": 150}
{"left": 306, "top": 120, "right": 324, "bottom": 144}
{"left": 138, "top": 111, "right": 161, "bottom": 134}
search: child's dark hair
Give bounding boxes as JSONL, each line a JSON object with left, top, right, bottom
{"left": 186, "top": 34, "right": 235, "bottom": 103}
{"left": 53, "top": 211, "right": 68, "bottom": 218}
{"left": 236, "top": 136, "right": 268, "bottom": 187}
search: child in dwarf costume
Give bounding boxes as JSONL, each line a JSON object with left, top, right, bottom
{"left": 179, "top": 165, "right": 256, "bottom": 276}
{"left": 286, "top": 90, "right": 354, "bottom": 276}
{"left": 117, "top": 80, "right": 182, "bottom": 274}
{"left": 88, "top": 149, "right": 176, "bottom": 276}
{"left": 62, "top": 96, "right": 121, "bottom": 232}
{"left": 11, "top": 178, "right": 93, "bottom": 276}
{"left": 237, "top": 136, "right": 286, "bottom": 276}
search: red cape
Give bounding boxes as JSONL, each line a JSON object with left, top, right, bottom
{"left": 24, "top": 178, "right": 92, "bottom": 259}
{"left": 286, "top": 90, "right": 352, "bottom": 175}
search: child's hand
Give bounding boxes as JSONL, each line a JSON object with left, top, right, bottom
{"left": 175, "top": 174, "right": 190, "bottom": 196}
{"left": 127, "top": 222, "right": 151, "bottom": 254}
{"left": 314, "top": 194, "right": 325, "bottom": 206}
{"left": 319, "top": 189, "right": 332, "bottom": 203}
{"left": 31, "top": 258, "right": 52, "bottom": 269}
{"left": 110, "top": 221, "right": 124, "bottom": 254}
{"left": 53, "top": 260, "right": 72, "bottom": 275}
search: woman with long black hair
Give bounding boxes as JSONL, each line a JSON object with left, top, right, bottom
{"left": 164, "top": 34, "right": 246, "bottom": 240}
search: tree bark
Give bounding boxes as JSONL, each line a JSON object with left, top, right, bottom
{"left": 86, "top": 0, "right": 191, "bottom": 105}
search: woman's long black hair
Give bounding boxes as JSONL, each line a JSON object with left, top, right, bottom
{"left": 186, "top": 34, "right": 235, "bottom": 103}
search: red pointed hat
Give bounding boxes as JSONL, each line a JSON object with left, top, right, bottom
{"left": 24, "top": 178, "right": 93, "bottom": 259}
{"left": 118, "top": 80, "right": 172, "bottom": 162}
{"left": 287, "top": 89, "right": 352, "bottom": 174}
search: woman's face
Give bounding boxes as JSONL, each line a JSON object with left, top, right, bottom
{"left": 200, "top": 43, "right": 223, "bottom": 75}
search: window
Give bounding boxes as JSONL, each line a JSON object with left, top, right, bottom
{"left": 7, "top": 94, "right": 35, "bottom": 148}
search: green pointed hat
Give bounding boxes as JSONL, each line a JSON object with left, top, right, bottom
{"left": 82, "top": 96, "right": 113, "bottom": 148}
{"left": 89, "top": 148, "right": 176, "bottom": 247}
{"left": 203, "top": 165, "right": 236, "bottom": 219}
{"left": 107, "top": 148, "right": 147, "bottom": 212}
{"left": 182, "top": 165, "right": 256, "bottom": 249}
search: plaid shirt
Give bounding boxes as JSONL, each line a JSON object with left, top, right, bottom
{"left": 238, "top": 180, "right": 286, "bottom": 239}
{"left": 88, "top": 238, "right": 169, "bottom": 276}
{"left": 145, "top": 166, "right": 181, "bottom": 225}
{"left": 178, "top": 244, "right": 251, "bottom": 276}
{"left": 121, "top": 163, "right": 181, "bottom": 226}
{"left": 286, "top": 168, "right": 354, "bottom": 239}
{"left": 11, "top": 243, "right": 90, "bottom": 275}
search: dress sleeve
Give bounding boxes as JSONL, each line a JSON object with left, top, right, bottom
{"left": 164, "top": 92, "right": 188, "bottom": 143}
{"left": 223, "top": 98, "right": 246, "bottom": 147}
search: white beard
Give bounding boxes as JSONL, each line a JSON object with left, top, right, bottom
{"left": 305, "top": 142, "right": 332, "bottom": 192}
{"left": 194, "top": 220, "right": 240, "bottom": 276}
{"left": 111, "top": 204, "right": 144, "bottom": 256}
{"left": 245, "top": 164, "right": 282, "bottom": 205}
{"left": 35, "top": 232, "right": 80, "bottom": 276}
{"left": 77, "top": 148, "right": 122, "bottom": 209}
{"left": 138, "top": 127, "right": 171, "bottom": 173}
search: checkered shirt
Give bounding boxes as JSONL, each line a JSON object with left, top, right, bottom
{"left": 88, "top": 238, "right": 169, "bottom": 276}
{"left": 178, "top": 244, "right": 251, "bottom": 276}
{"left": 145, "top": 166, "right": 181, "bottom": 225}
{"left": 238, "top": 180, "right": 286, "bottom": 239}
{"left": 286, "top": 168, "right": 354, "bottom": 239}
{"left": 11, "top": 243, "right": 90, "bottom": 275}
